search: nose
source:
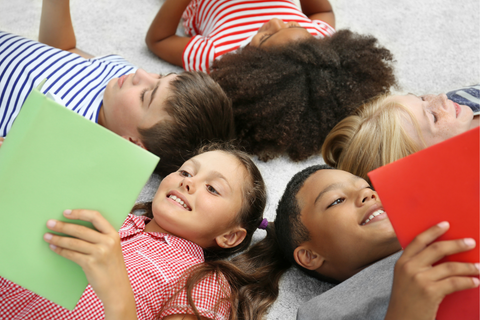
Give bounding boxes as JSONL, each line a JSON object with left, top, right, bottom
{"left": 266, "top": 18, "right": 287, "bottom": 31}
{"left": 180, "top": 177, "right": 195, "bottom": 194}
{"left": 132, "top": 69, "right": 156, "bottom": 86}
{"left": 427, "top": 93, "right": 449, "bottom": 112}
{"left": 356, "top": 188, "right": 378, "bottom": 206}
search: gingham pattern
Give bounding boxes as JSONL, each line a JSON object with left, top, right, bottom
{"left": 0, "top": 215, "right": 231, "bottom": 320}
{"left": 182, "top": 0, "right": 335, "bottom": 72}
{"left": 0, "top": 31, "right": 137, "bottom": 137}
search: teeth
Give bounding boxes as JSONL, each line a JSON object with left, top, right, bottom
{"left": 361, "top": 209, "right": 385, "bottom": 225}
{"left": 168, "top": 195, "right": 190, "bottom": 210}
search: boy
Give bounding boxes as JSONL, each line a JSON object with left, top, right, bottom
{"left": 274, "top": 165, "right": 479, "bottom": 319}
{"left": 0, "top": 0, "right": 234, "bottom": 177}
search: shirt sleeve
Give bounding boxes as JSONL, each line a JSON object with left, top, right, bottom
{"left": 311, "top": 19, "right": 336, "bottom": 37}
{"left": 183, "top": 35, "right": 216, "bottom": 73}
{"left": 158, "top": 269, "right": 231, "bottom": 320}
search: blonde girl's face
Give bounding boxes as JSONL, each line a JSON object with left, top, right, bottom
{"left": 249, "top": 18, "right": 313, "bottom": 48}
{"left": 388, "top": 94, "right": 476, "bottom": 148}
{"left": 147, "top": 151, "right": 246, "bottom": 249}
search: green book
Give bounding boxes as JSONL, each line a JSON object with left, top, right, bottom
{"left": 0, "top": 89, "right": 159, "bottom": 310}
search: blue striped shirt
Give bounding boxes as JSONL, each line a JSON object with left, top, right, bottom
{"left": 0, "top": 31, "right": 138, "bottom": 137}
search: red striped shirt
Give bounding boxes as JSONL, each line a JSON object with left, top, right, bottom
{"left": 0, "top": 214, "right": 230, "bottom": 320}
{"left": 182, "top": 0, "right": 335, "bottom": 72}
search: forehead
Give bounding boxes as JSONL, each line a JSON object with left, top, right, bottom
{"left": 189, "top": 151, "right": 246, "bottom": 183}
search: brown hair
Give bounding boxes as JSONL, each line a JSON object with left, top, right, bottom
{"left": 321, "top": 94, "right": 424, "bottom": 182}
{"left": 139, "top": 72, "right": 235, "bottom": 177}
{"left": 210, "top": 30, "right": 396, "bottom": 161}
{"left": 134, "top": 141, "right": 267, "bottom": 319}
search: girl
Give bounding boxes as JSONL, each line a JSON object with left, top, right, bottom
{"left": 146, "top": 0, "right": 396, "bottom": 162}
{"left": 1, "top": 0, "right": 234, "bottom": 177}
{"left": 231, "top": 165, "right": 479, "bottom": 319}
{"left": 321, "top": 85, "right": 480, "bottom": 182}
{"left": 0, "top": 142, "right": 267, "bottom": 320}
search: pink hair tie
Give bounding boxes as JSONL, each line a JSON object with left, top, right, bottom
{"left": 258, "top": 218, "right": 268, "bottom": 230}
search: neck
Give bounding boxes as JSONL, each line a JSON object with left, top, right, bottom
{"left": 144, "top": 218, "right": 171, "bottom": 234}
{"left": 470, "top": 114, "right": 479, "bottom": 130}
{"left": 97, "top": 104, "right": 106, "bottom": 127}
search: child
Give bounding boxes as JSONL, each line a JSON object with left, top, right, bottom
{"left": 0, "top": 0, "right": 234, "bottom": 177}
{"left": 0, "top": 142, "right": 267, "bottom": 320}
{"left": 146, "top": 0, "right": 396, "bottom": 162}
{"left": 321, "top": 85, "right": 480, "bottom": 182}
{"left": 231, "top": 165, "right": 479, "bottom": 319}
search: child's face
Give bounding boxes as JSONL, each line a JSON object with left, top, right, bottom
{"left": 148, "top": 150, "right": 246, "bottom": 249}
{"left": 250, "top": 18, "right": 313, "bottom": 48}
{"left": 295, "top": 169, "right": 401, "bottom": 281}
{"left": 387, "top": 94, "right": 475, "bottom": 148}
{"left": 101, "top": 70, "right": 177, "bottom": 143}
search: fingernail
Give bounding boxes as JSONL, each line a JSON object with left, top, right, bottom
{"left": 475, "top": 263, "right": 480, "bottom": 271}
{"left": 49, "top": 244, "right": 57, "bottom": 250}
{"left": 464, "top": 238, "right": 476, "bottom": 247}
{"left": 472, "top": 277, "right": 479, "bottom": 287}
{"left": 64, "top": 210, "right": 72, "bottom": 215}
{"left": 437, "top": 221, "right": 449, "bottom": 228}
{"left": 47, "top": 220, "right": 56, "bottom": 228}
{"left": 44, "top": 233, "right": 52, "bottom": 240}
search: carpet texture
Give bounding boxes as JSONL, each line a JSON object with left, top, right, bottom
{"left": 1, "top": 0, "right": 479, "bottom": 318}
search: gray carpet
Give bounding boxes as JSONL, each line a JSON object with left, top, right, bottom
{"left": 1, "top": 0, "right": 479, "bottom": 318}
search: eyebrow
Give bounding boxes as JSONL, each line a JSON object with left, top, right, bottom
{"left": 313, "top": 176, "right": 364, "bottom": 204}
{"left": 190, "top": 158, "right": 232, "bottom": 191}
{"left": 259, "top": 26, "right": 305, "bottom": 47}
{"left": 148, "top": 82, "right": 161, "bottom": 109}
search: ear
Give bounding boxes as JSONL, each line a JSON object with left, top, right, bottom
{"left": 293, "top": 245, "right": 325, "bottom": 271}
{"left": 215, "top": 227, "right": 247, "bottom": 249}
{"left": 122, "top": 135, "right": 147, "bottom": 150}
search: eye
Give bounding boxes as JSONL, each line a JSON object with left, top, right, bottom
{"left": 207, "top": 185, "right": 219, "bottom": 195}
{"left": 179, "top": 170, "right": 192, "bottom": 178}
{"left": 327, "top": 198, "right": 345, "bottom": 208}
{"left": 140, "top": 89, "right": 147, "bottom": 102}
{"left": 430, "top": 111, "right": 438, "bottom": 123}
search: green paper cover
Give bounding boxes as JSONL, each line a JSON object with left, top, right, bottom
{"left": 0, "top": 89, "right": 159, "bottom": 310}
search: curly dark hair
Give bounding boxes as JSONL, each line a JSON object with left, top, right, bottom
{"left": 210, "top": 29, "right": 396, "bottom": 161}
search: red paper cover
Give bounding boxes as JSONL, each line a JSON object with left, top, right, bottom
{"left": 368, "top": 127, "right": 479, "bottom": 320}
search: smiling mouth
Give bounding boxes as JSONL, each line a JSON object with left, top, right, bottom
{"left": 361, "top": 209, "right": 385, "bottom": 226}
{"left": 167, "top": 194, "right": 191, "bottom": 211}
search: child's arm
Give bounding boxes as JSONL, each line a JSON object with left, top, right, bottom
{"left": 299, "top": 0, "right": 335, "bottom": 29}
{"left": 39, "top": 0, "right": 93, "bottom": 59}
{"left": 145, "top": 0, "right": 192, "bottom": 67}
{"left": 44, "top": 209, "right": 137, "bottom": 320}
{"left": 384, "top": 222, "right": 479, "bottom": 320}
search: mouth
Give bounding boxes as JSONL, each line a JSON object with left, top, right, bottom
{"left": 361, "top": 209, "right": 386, "bottom": 226}
{"left": 167, "top": 192, "right": 192, "bottom": 211}
{"left": 117, "top": 74, "right": 128, "bottom": 88}
{"left": 453, "top": 102, "right": 461, "bottom": 118}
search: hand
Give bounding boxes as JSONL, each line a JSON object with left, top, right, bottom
{"left": 385, "top": 221, "right": 479, "bottom": 320}
{"left": 44, "top": 209, "right": 137, "bottom": 320}
{"left": 0, "top": 137, "right": 4, "bottom": 147}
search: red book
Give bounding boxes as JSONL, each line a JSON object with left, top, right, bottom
{"left": 368, "top": 127, "right": 479, "bottom": 320}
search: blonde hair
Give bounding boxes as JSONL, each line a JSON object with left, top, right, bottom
{"left": 321, "top": 94, "right": 425, "bottom": 182}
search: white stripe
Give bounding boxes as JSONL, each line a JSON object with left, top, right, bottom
{"left": 456, "top": 91, "right": 480, "bottom": 104}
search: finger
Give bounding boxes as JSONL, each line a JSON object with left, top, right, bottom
{"left": 433, "top": 276, "right": 480, "bottom": 297}
{"left": 44, "top": 232, "right": 94, "bottom": 255}
{"left": 64, "top": 209, "right": 117, "bottom": 235}
{"left": 46, "top": 218, "right": 104, "bottom": 244}
{"left": 413, "top": 238, "right": 476, "bottom": 267}
{"left": 428, "top": 262, "right": 480, "bottom": 281}
{"left": 47, "top": 240, "right": 91, "bottom": 268}
{"left": 401, "top": 222, "right": 450, "bottom": 259}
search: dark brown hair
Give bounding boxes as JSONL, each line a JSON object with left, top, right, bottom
{"left": 210, "top": 29, "right": 396, "bottom": 161}
{"left": 139, "top": 72, "right": 235, "bottom": 177}
{"left": 134, "top": 141, "right": 267, "bottom": 319}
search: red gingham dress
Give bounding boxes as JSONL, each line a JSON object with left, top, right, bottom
{"left": 0, "top": 214, "right": 231, "bottom": 320}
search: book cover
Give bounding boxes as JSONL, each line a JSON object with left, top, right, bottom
{"left": 0, "top": 89, "right": 159, "bottom": 310}
{"left": 368, "top": 127, "right": 479, "bottom": 320}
